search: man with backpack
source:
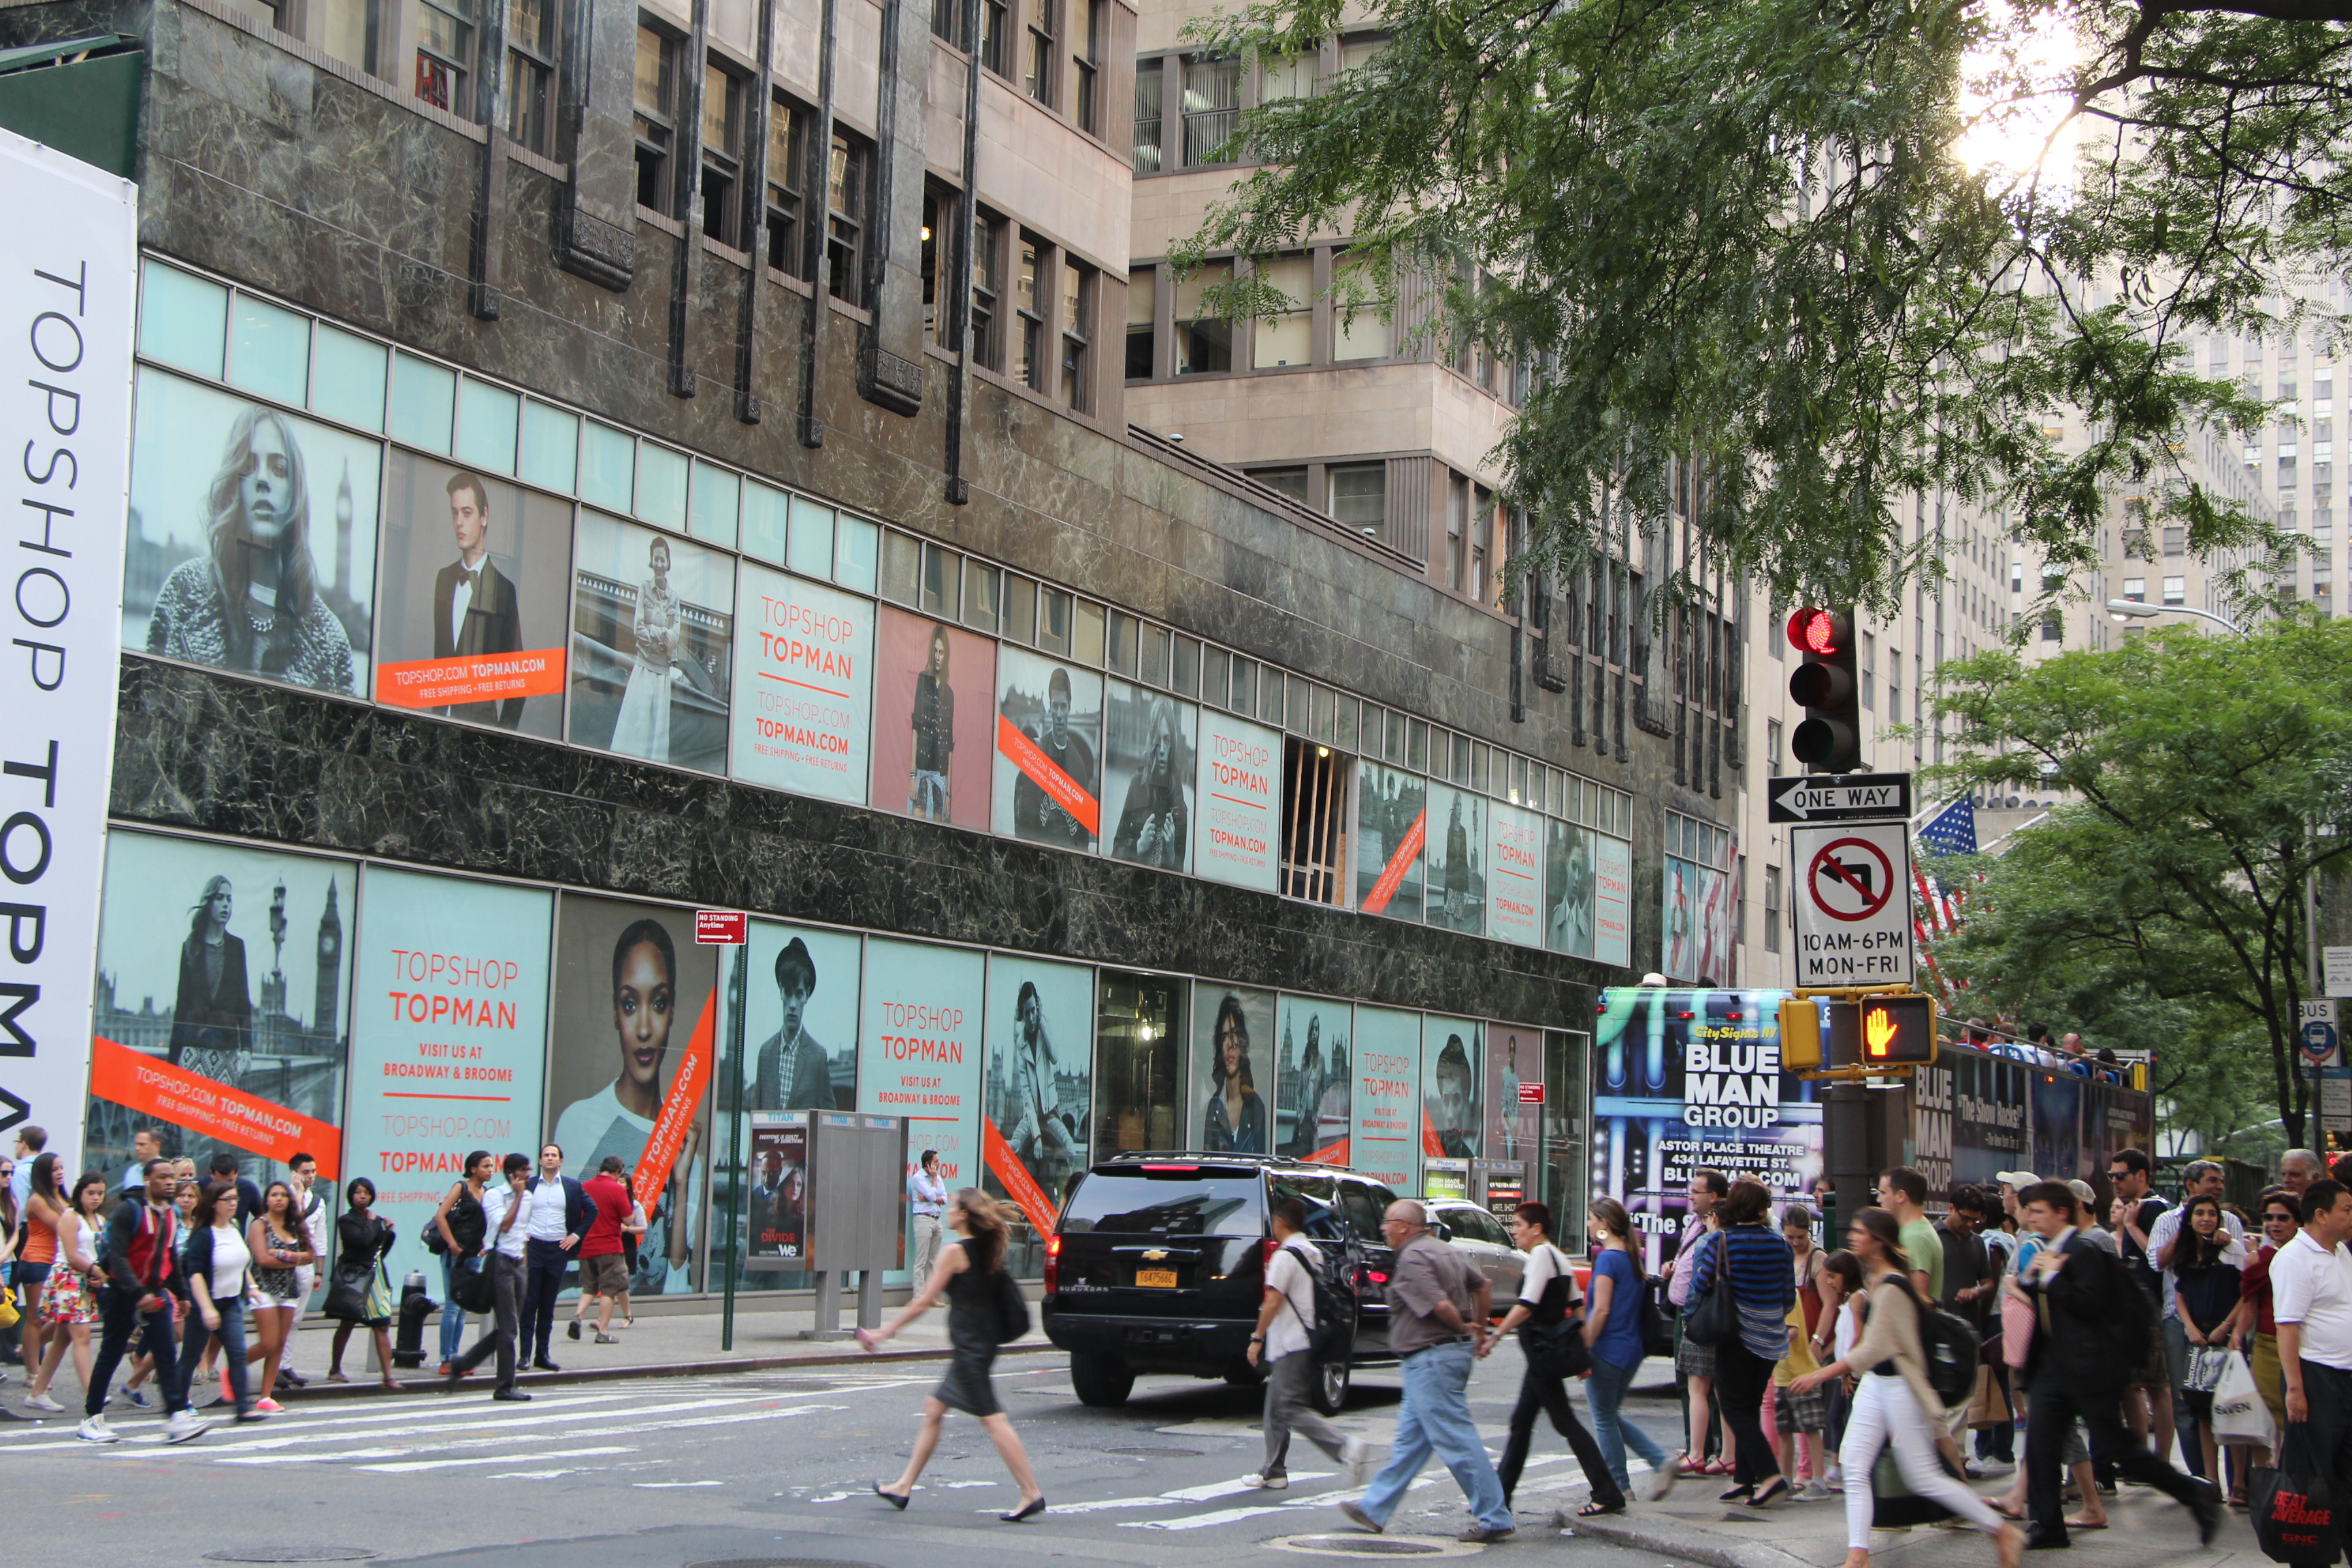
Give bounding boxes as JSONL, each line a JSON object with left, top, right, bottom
{"left": 1245, "top": 1196, "right": 1370, "bottom": 1490}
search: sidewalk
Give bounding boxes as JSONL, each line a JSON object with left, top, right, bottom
{"left": 1568, "top": 1471, "right": 2257, "bottom": 1568}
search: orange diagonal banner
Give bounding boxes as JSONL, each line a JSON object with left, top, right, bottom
{"left": 996, "top": 714, "right": 1100, "bottom": 835}
{"left": 1364, "top": 809, "right": 1428, "bottom": 915}
{"left": 1303, "top": 1137, "right": 1352, "bottom": 1166}
{"left": 634, "top": 987, "right": 716, "bottom": 1213}
{"left": 983, "top": 1115, "right": 1061, "bottom": 1230}
{"left": 1422, "top": 1104, "right": 1446, "bottom": 1159}
{"left": 90, "top": 1037, "right": 344, "bottom": 1179}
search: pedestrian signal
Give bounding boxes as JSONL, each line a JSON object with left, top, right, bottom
{"left": 1778, "top": 997, "right": 1824, "bottom": 1070}
{"left": 1787, "top": 607, "right": 1861, "bottom": 773}
{"left": 1827, "top": 994, "right": 1936, "bottom": 1069}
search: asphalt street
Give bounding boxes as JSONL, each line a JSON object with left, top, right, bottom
{"left": 0, "top": 1350, "right": 1689, "bottom": 1568}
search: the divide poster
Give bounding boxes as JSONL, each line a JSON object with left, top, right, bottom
{"left": 1486, "top": 1026, "right": 1543, "bottom": 1165}
{"left": 1275, "top": 994, "right": 1352, "bottom": 1164}
{"left": 1484, "top": 802, "right": 1545, "bottom": 949}
{"left": 1350, "top": 1007, "right": 1420, "bottom": 1192}
{"left": 1354, "top": 763, "right": 1426, "bottom": 921}
{"left": 1422, "top": 1015, "right": 1482, "bottom": 1158}
{"left": 86, "top": 831, "right": 355, "bottom": 1185}
{"left": 1192, "top": 983, "right": 1277, "bottom": 1154}
{"left": 858, "top": 938, "right": 987, "bottom": 1190}
{"left": 549, "top": 895, "right": 718, "bottom": 1296}
{"left": 982, "top": 954, "right": 1094, "bottom": 1226}
{"left": 345, "top": 867, "right": 554, "bottom": 1290}
{"left": 745, "top": 1116, "right": 809, "bottom": 1267}
{"left": 732, "top": 562, "right": 873, "bottom": 803}
{"left": 1194, "top": 709, "right": 1282, "bottom": 892}
{"left": 1589, "top": 987, "right": 1821, "bottom": 1273}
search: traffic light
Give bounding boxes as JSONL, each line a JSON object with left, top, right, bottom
{"left": 1828, "top": 994, "right": 1937, "bottom": 1068}
{"left": 1786, "top": 606, "right": 1861, "bottom": 773}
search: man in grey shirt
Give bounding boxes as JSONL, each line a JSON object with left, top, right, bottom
{"left": 1341, "top": 1200, "right": 1517, "bottom": 1543}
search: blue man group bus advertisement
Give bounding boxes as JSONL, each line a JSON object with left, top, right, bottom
{"left": 1590, "top": 987, "right": 1824, "bottom": 1273}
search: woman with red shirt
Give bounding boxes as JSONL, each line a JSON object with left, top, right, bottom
{"left": 2234, "top": 1190, "right": 2303, "bottom": 1475}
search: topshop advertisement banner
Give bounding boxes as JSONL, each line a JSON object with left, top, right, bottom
{"left": 858, "top": 938, "right": 985, "bottom": 1189}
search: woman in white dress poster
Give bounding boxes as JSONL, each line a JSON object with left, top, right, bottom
{"left": 611, "top": 536, "right": 678, "bottom": 762}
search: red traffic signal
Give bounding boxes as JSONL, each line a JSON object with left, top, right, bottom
{"left": 1787, "top": 607, "right": 1850, "bottom": 657}
{"left": 1787, "top": 606, "right": 1861, "bottom": 772}
{"left": 1829, "top": 994, "right": 1937, "bottom": 1068}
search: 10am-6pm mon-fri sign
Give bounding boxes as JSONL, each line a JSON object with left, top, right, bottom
{"left": 1791, "top": 819, "right": 1916, "bottom": 988}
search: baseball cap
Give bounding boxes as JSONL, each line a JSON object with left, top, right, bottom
{"left": 1995, "top": 1170, "right": 2040, "bottom": 1189}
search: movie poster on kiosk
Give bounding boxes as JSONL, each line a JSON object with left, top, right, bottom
{"left": 1422, "top": 1016, "right": 1483, "bottom": 1158}
{"left": 745, "top": 1119, "right": 808, "bottom": 1265}
{"left": 1192, "top": 983, "right": 1277, "bottom": 1154}
{"left": 1354, "top": 762, "right": 1426, "bottom": 921}
{"left": 125, "top": 368, "right": 380, "bottom": 696}
{"left": 373, "top": 452, "right": 571, "bottom": 735}
{"left": 858, "top": 938, "right": 986, "bottom": 1190}
{"left": 1276, "top": 995, "right": 1352, "bottom": 1164}
{"left": 567, "top": 510, "right": 734, "bottom": 775}
{"left": 1351, "top": 1007, "right": 1420, "bottom": 1192}
{"left": 1102, "top": 680, "right": 1196, "bottom": 874}
{"left": 732, "top": 562, "right": 873, "bottom": 803}
{"left": 1486, "top": 1026, "right": 1543, "bottom": 1165}
{"left": 983, "top": 955, "right": 1094, "bottom": 1226}
{"left": 993, "top": 644, "right": 1103, "bottom": 852}
{"left": 870, "top": 606, "right": 995, "bottom": 831}
{"left": 346, "top": 867, "right": 553, "bottom": 1290}
{"left": 86, "top": 832, "right": 355, "bottom": 1188}
{"left": 549, "top": 895, "right": 718, "bottom": 1295}
{"left": 1484, "top": 802, "right": 1545, "bottom": 948}
{"left": 1589, "top": 987, "right": 1822, "bottom": 1273}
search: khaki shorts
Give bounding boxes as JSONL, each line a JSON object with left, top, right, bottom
{"left": 580, "top": 1252, "right": 628, "bottom": 1297}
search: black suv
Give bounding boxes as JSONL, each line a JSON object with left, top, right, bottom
{"left": 1042, "top": 1152, "right": 1401, "bottom": 1411}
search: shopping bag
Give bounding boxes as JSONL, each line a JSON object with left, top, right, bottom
{"left": 2255, "top": 1427, "right": 2342, "bottom": 1566}
{"left": 1965, "top": 1362, "right": 2012, "bottom": 1430}
{"left": 2213, "top": 1351, "right": 2279, "bottom": 1450}
{"left": 2186, "top": 1343, "right": 2237, "bottom": 1394}
{"left": 2000, "top": 1292, "right": 2034, "bottom": 1370}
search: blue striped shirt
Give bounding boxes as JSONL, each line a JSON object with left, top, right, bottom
{"left": 1691, "top": 1224, "right": 1797, "bottom": 1360}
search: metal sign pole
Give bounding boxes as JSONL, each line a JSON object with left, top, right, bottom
{"left": 721, "top": 943, "right": 749, "bottom": 1353}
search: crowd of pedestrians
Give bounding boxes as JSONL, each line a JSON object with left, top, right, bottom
{"left": 0, "top": 1128, "right": 653, "bottom": 1440}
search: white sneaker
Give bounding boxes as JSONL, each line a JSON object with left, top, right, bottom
{"left": 1969, "top": 1458, "right": 2015, "bottom": 1477}
{"left": 1242, "top": 1473, "right": 1289, "bottom": 1490}
{"left": 1798, "top": 1479, "right": 1836, "bottom": 1502}
{"left": 163, "top": 1409, "right": 212, "bottom": 1445}
{"left": 1341, "top": 1437, "right": 1373, "bottom": 1489}
{"left": 23, "top": 1392, "right": 63, "bottom": 1413}
{"left": 76, "top": 1415, "right": 118, "bottom": 1443}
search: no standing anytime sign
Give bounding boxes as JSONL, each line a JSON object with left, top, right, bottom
{"left": 1790, "top": 819, "right": 1915, "bottom": 987}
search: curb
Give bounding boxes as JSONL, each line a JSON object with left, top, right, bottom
{"left": 249, "top": 1339, "right": 1061, "bottom": 1403}
{"left": 1563, "top": 1509, "right": 1820, "bottom": 1568}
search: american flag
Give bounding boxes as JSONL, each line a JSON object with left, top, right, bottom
{"left": 1916, "top": 798, "right": 1978, "bottom": 857}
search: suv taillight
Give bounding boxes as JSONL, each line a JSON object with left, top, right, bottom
{"left": 1043, "top": 1232, "right": 1061, "bottom": 1295}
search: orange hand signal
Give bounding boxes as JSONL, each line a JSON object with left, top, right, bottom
{"left": 1865, "top": 1007, "right": 1898, "bottom": 1057}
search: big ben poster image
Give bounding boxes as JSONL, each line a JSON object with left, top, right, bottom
{"left": 87, "top": 831, "right": 355, "bottom": 1181}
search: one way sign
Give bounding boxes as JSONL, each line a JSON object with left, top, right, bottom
{"left": 1769, "top": 772, "right": 1912, "bottom": 824}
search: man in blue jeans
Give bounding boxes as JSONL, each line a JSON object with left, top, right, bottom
{"left": 1341, "top": 1200, "right": 1516, "bottom": 1543}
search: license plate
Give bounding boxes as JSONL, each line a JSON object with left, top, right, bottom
{"left": 1134, "top": 1268, "right": 1178, "bottom": 1289}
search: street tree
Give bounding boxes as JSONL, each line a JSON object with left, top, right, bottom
{"left": 1924, "top": 619, "right": 2352, "bottom": 1147}
{"left": 1178, "top": 0, "right": 2345, "bottom": 611}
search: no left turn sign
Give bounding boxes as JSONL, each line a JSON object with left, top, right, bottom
{"left": 1791, "top": 819, "right": 1915, "bottom": 987}
{"left": 1807, "top": 835, "right": 1897, "bottom": 922}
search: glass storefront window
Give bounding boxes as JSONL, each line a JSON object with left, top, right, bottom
{"left": 229, "top": 293, "right": 310, "bottom": 408}
{"left": 389, "top": 353, "right": 456, "bottom": 453}
{"left": 310, "top": 325, "right": 388, "bottom": 432}
{"left": 140, "top": 260, "right": 227, "bottom": 378}
{"left": 456, "top": 377, "right": 521, "bottom": 475}
{"left": 1094, "top": 970, "right": 1186, "bottom": 1156}
{"left": 520, "top": 399, "right": 578, "bottom": 493}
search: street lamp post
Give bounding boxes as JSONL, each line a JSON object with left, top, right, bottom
{"left": 2105, "top": 598, "right": 2250, "bottom": 636}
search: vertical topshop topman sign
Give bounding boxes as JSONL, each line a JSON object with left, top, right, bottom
{"left": 0, "top": 129, "right": 137, "bottom": 1168}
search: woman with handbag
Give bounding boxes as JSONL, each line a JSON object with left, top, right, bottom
{"left": 2171, "top": 1193, "right": 2248, "bottom": 1492}
{"left": 1685, "top": 1178, "right": 1797, "bottom": 1506}
{"left": 24, "top": 1172, "right": 107, "bottom": 1412}
{"left": 1490, "top": 1201, "right": 1625, "bottom": 1515}
{"left": 242, "top": 1181, "right": 314, "bottom": 1413}
{"left": 326, "top": 1177, "right": 399, "bottom": 1390}
{"left": 2233, "top": 1190, "right": 2302, "bottom": 1473}
{"left": 1583, "top": 1198, "right": 1676, "bottom": 1499}
{"left": 430, "top": 1150, "right": 493, "bottom": 1376}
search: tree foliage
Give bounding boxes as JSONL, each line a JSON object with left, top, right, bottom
{"left": 1923, "top": 618, "right": 2352, "bottom": 1147}
{"left": 1179, "top": 0, "right": 2349, "bottom": 612}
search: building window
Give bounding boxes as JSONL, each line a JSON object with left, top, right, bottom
{"left": 1174, "top": 263, "right": 1232, "bottom": 374}
{"left": 826, "top": 131, "right": 868, "bottom": 304}
{"left": 1332, "top": 250, "right": 1389, "bottom": 360}
{"left": 1859, "top": 630, "right": 1875, "bottom": 710}
{"left": 2163, "top": 575, "right": 2187, "bottom": 606}
{"left": 1471, "top": 486, "right": 1493, "bottom": 604}
{"left": 1261, "top": 44, "right": 1316, "bottom": 103}
{"left": 1887, "top": 651, "right": 1901, "bottom": 723}
{"left": 1013, "top": 235, "right": 1045, "bottom": 387}
{"left": 1181, "top": 54, "right": 1241, "bottom": 166}
{"left": 2121, "top": 576, "right": 2145, "bottom": 602}
{"left": 634, "top": 23, "right": 680, "bottom": 214}
{"left": 2162, "top": 525, "right": 2187, "bottom": 556}
{"left": 1763, "top": 865, "right": 1782, "bottom": 953}
{"left": 1767, "top": 717, "right": 1782, "bottom": 772}
{"left": 1253, "top": 255, "right": 1311, "bottom": 368}
{"left": 1252, "top": 467, "right": 1308, "bottom": 504}
{"left": 980, "top": 0, "right": 1010, "bottom": 74}
{"left": 1060, "top": 259, "right": 1093, "bottom": 410}
{"left": 1126, "top": 265, "right": 1156, "bottom": 380}
{"left": 1073, "top": 0, "right": 1103, "bottom": 133}
{"left": 931, "top": 0, "right": 967, "bottom": 49}
{"left": 505, "top": 0, "right": 556, "bottom": 152}
{"left": 764, "top": 95, "right": 808, "bottom": 275}
{"left": 1026, "top": 0, "right": 1057, "bottom": 104}
{"left": 1094, "top": 972, "right": 1184, "bottom": 1157}
{"left": 1279, "top": 738, "right": 1350, "bottom": 904}
{"left": 416, "top": 0, "right": 475, "bottom": 115}
{"left": 1329, "top": 462, "right": 1384, "bottom": 536}
{"left": 1446, "top": 472, "right": 1467, "bottom": 590}
{"left": 920, "top": 186, "right": 951, "bottom": 344}
{"left": 1132, "top": 59, "right": 1163, "bottom": 172}
{"left": 970, "top": 210, "right": 1003, "bottom": 370}
{"left": 701, "top": 62, "right": 746, "bottom": 244}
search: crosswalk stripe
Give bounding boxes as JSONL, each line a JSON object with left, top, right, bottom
{"left": 356, "top": 1444, "right": 639, "bottom": 1473}
{"left": 212, "top": 1401, "right": 843, "bottom": 1463}
{"left": 167, "top": 1394, "right": 763, "bottom": 1454}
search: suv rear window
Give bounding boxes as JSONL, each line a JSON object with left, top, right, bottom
{"left": 1062, "top": 1173, "right": 1267, "bottom": 1237}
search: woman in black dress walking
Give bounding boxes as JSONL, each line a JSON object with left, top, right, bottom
{"left": 858, "top": 1187, "right": 1046, "bottom": 1520}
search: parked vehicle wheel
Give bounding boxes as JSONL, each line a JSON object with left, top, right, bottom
{"left": 1311, "top": 1355, "right": 1352, "bottom": 1414}
{"left": 1071, "top": 1350, "right": 1136, "bottom": 1407}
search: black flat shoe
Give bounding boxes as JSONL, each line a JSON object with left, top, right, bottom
{"left": 873, "top": 1482, "right": 909, "bottom": 1511}
{"left": 1748, "top": 1477, "right": 1790, "bottom": 1507}
{"left": 532, "top": 1360, "right": 560, "bottom": 1372}
{"left": 1718, "top": 1482, "right": 1754, "bottom": 1504}
{"left": 1000, "top": 1494, "right": 1046, "bottom": 1522}
{"left": 493, "top": 1387, "right": 532, "bottom": 1401}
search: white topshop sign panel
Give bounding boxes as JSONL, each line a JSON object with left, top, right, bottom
{"left": 0, "top": 129, "right": 137, "bottom": 1171}
{"left": 1790, "top": 819, "right": 1914, "bottom": 988}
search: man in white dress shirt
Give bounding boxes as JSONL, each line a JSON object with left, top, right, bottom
{"left": 2274, "top": 1179, "right": 2352, "bottom": 1504}
{"left": 448, "top": 1152, "right": 534, "bottom": 1401}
